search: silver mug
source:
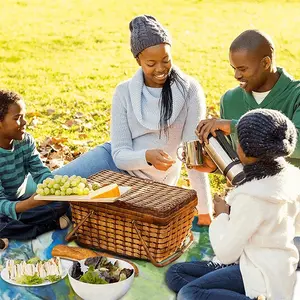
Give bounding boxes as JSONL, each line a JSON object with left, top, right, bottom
{"left": 177, "top": 140, "right": 203, "bottom": 167}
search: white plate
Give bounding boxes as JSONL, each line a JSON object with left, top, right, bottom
{"left": 34, "top": 186, "right": 131, "bottom": 203}
{"left": 1, "top": 259, "right": 73, "bottom": 287}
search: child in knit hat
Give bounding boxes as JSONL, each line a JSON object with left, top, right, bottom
{"left": 51, "top": 15, "right": 213, "bottom": 225}
{"left": 166, "top": 108, "right": 300, "bottom": 300}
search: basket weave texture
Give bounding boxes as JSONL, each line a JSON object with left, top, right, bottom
{"left": 70, "top": 170, "right": 197, "bottom": 263}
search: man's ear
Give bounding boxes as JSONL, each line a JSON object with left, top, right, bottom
{"left": 136, "top": 57, "right": 141, "bottom": 66}
{"left": 262, "top": 56, "right": 272, "bottom": 70}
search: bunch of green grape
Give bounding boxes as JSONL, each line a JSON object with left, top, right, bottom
{"left": 36, "top": 175, "right": 101, "bottom": 196}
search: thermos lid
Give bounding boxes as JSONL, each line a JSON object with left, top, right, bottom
{"left": 231, "top": 172, "right": 246, "bottom": 185}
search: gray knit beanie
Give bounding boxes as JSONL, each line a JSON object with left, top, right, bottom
{"left": 237, "top": 109, "right": 297, "bottom": 159}
{"left": 129, "top": 15, "right": 171, "bottom": 57}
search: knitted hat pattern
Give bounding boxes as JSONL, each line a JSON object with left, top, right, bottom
{"left": 237, "top": 109, "right": 297, "bottom": 159}
{"left": 129, "top": 15, "right": 171, "bottom": 57}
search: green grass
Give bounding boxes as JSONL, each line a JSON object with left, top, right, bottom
{"left": 1, "top": 0, "right": 300, "bottom": 191}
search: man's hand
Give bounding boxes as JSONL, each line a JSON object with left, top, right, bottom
{"left": 196, "top": 118, "right": 232, "bottom": 144}
{"left": 213, "top": 194, "right": 230, "bottom": 217}
{"left": 146, "top": 149, "right": 176, "bottom": 171}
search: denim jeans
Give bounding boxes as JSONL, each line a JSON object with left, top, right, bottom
{"left": 53, "top": 142, "right": 126, "bottom": 177}
{"left": 166, "top": 261, "right": 253, "bottom": 300}
{"left": 0, "top": 201, "right": 69, "bottom": 240}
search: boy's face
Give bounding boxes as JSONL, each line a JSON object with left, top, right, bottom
{"left": 0, "top": 100, "right": 27, "bottom": 141}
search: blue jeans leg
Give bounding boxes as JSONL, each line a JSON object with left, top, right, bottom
{"left": 176, "top": 264, "right": 251, "bottom": 300}
{"left": 166, "top": 261, "right": 233, "bottom": 293}
{"left": 53, "top": 142, "right": 126, "bottom": 178}
{"left": 0, "top": 201, "right": 69, "bottom": 240}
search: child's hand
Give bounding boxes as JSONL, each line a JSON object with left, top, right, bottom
{"left": 213, "top": 194, "right": 230, "bottom": 217}
{"left": 192, "top": 148, "right": 218, "bottom": 173}
{"left": 15, "top": 194, "right": 51, "bottom": 213}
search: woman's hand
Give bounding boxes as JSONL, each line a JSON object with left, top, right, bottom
{"left": 213, "top": 194, "right": 230, "bottom": 217}
{"left": 146, "top": 149, "right": 176, "bottom": 171}
{"left": 196, "top": 118, "right": 232, "bottom": 144}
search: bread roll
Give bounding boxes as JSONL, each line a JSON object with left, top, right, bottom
{"left": 51, "top": 245, "right": 99, "bottom": 260}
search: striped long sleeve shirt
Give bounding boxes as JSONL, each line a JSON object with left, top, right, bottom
{"left": 0, "top": 133, "right": 52, "bottom": 219}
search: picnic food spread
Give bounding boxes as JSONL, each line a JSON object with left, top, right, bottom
{"left": 35, "top": 175, "right": 121, "bottom": 200}
{"left": 51, "top": 245, "right": 139, "bottom": 276}
{"left": 5, "top": 257, "right": 63, "bottom": 285}
{"left": 36, "top": 175, "right": 108, "bottom": 196}
{"left": 70, "top": 256, "right": 133, "bottom": 284}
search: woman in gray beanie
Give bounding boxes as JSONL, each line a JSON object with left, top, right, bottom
{"left": 50, "top": 15, "right": 212, "bottom": 225}
{"left": 166, "top": 108, "right": 300, "bottom": 299}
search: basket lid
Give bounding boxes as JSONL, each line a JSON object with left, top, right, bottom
{"left": 88, "top": 170, "right": 197, "bottom": 218}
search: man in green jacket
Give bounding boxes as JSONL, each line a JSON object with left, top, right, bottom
{"left": 196, "top": 29, "right": 300, "bottom": 266}
{"left": 196, "top": 29, "right": 300, "bottom": 169}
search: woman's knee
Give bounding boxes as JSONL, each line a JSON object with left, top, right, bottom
{"left": 53, "top": 143, "right": 118, "bottom": 177}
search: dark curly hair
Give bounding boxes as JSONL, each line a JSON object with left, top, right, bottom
{"left": 0, "top": 90, "right": 23, "bottom": 121}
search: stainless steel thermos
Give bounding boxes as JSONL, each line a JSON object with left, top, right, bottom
{"left": 204, "top": 131, "right": 245, "bottom": 185}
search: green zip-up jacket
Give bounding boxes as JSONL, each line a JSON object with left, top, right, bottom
{"left": 221, "top": 67, "right": 300, "bottom": 167}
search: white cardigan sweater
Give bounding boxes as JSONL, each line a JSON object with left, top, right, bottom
{"left": 110, "top": 67, "right": 212, "bottom": 214}
{"left": 210, "top": 164, "right": 300, "bottom": 300}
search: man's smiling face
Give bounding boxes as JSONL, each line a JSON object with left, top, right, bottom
{"left": 229, "top": 49, "right": 269, "bottom": 93}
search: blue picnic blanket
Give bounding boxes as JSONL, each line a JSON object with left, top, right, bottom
{"left": 0, "top": 217, "right": 213, "bottom": 300}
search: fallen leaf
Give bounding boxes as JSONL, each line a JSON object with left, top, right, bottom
{"left": 74, "top": 119, "right": 82, "bottom": 125}
{"left": 51, "top": 137, "right": 69, "bottom": 144}
{"left": 78, "top": 133, "right": 88, "bottom": 139}
{"left": 74, "top": 112, "right": 84, "bottom": 118}
{"left": 72, "top": 140, "right": 88, "bottom": 146}
{"left": 64, "top": 120, "right": 76, "bottom": 127}
{"left": 37, "top": 135, "right": 90, "bottom": 170}
{"left": 47, "top": 108, "right": 55, "bottom": 115}
{"left": 49, "top": 158, "right": 65, "bottom": 169}
{"left": 26, "top": 111, "right": 42, "bottom": 117}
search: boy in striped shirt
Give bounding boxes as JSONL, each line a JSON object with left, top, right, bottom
{"left": 0, "top": 90, "right": 69, "bottom": 244}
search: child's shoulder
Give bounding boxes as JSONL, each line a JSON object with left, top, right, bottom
{"left": 227, "top": 163, "right": 300, "bottom": 205}
{"left": 15, "top": 132, "right": 35, "bottom": 148}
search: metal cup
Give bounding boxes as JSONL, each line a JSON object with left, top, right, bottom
{"left": 177, "top": 140, "right": 203, "bottom": 167}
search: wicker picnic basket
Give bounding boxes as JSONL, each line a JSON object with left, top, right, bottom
{"left": 66, "top": 170, "right": 197, "bottom": 267}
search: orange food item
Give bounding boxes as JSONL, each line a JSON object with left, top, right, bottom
{"left": 90, "top": 183, "right": 120, "bottom": 199}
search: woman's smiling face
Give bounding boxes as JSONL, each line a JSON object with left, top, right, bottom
{"left": 137, "top": 43, "right": 172, "bottom": 88}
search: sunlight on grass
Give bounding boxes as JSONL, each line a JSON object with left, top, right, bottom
{"left": 1, "top": 0, "right": 300, "bottom": 190}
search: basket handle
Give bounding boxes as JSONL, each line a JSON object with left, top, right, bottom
{"left": 132, "top": 220, "right": 194, "bottom": 267}
{"left": 65, "top": 210, "right": 94, "bottom": 242}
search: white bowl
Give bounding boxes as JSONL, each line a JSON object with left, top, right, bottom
{"left": 68, "top": 257, "right": 134, "bottom": 300}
